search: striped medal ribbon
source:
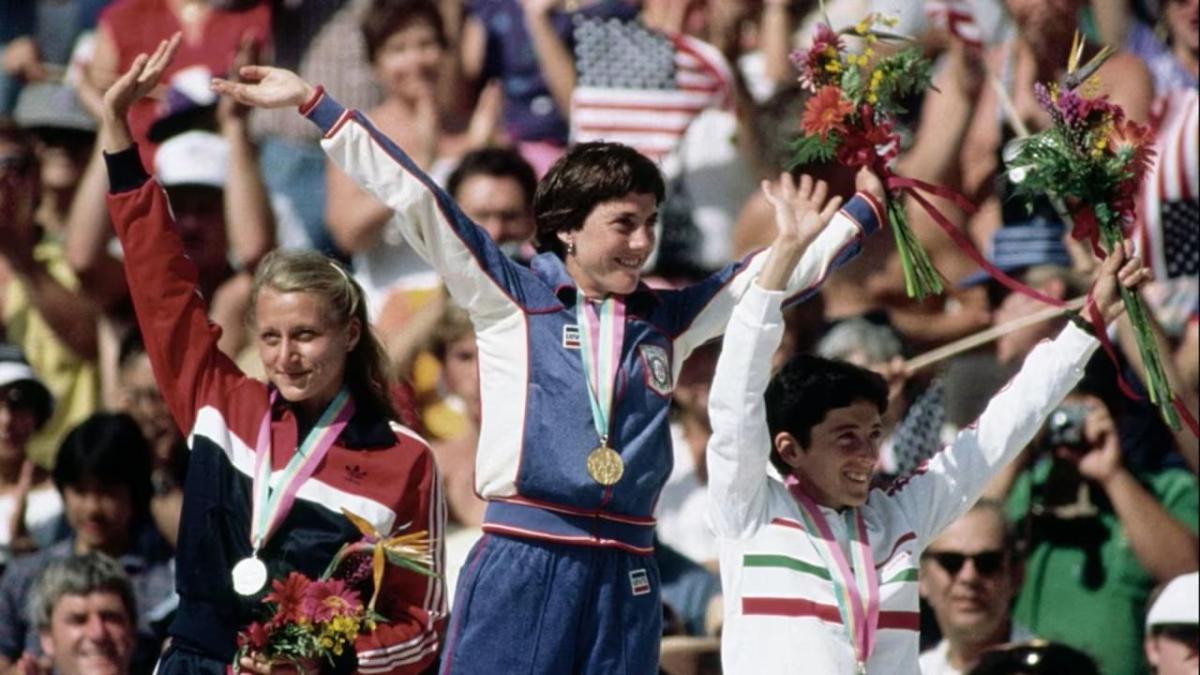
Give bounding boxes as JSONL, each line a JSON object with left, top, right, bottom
{"left": 787, "top": 477, "right": 880, "bottom": 673}
{"left": 232, "top": 388, "right": 355, "bottom": 596}
{"left": 576, "top": 291, "right": 627, "bottom": 486}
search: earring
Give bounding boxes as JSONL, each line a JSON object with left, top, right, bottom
{"left": 567, "top": 240, "right": 576, "bottom": 256}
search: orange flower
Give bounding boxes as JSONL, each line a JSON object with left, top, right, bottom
{"left": 802, "top": 86, "right": 854, "bottom": 141}
{"left": 1108, "top": 117, "right": 1155, "bottom": 179}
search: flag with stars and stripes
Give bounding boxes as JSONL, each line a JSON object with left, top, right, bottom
{"left": 1141, "top": 87, "right": 1199, "bottom": 281}
{"left": 569, "top": 16, "right": 733, "bottom": 163}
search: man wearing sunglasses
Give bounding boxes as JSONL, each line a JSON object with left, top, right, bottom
{"left": 918, "top": 501, "right": 1031, "bottom": 674}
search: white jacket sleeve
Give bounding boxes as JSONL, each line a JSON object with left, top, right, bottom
{"left": 706, "top": 282, "right": 787, "bottom": 539}
{"left": 304, "top": 93, "right": 532, "bottom": 323}
{"left": 885, "top": 323, "right": 1100, "bottom": 548}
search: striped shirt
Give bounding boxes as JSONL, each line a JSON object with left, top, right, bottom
{"left": 569, "top": 18, "right": 733, "bottom": 163}
{"left": 707, "top": 285, "right": 1099, "bottom": 674}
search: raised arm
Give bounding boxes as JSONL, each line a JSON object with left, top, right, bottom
{"left": 706, "top": 177, "right": 842, "bottom": 537}
{"left": 101, "top": 34, "right": 247, "bottom": 435}
{"left": 521, "top": 0, "right": 576, "bottom": 117}
{"left": 887, "top": 243, "right": 1154, "bottom": 546}
{"left": 212, "top": 68, "right": 537, "bottom": 320}
{"left": 670, "top": 168, "right": 884, "bottom": 364}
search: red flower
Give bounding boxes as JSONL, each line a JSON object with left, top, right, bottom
{"left": 835, "top": 105, "right": 897, "bottom": 168}
{"left": 237, "top": 621, "right": 271, "bottom": 651}
{"left": 301, "top": 578, "right": 363, "bottom": 623}
{"left": 801, "top": 86, "right": 854, "bottom": 140}
{"left": 793, "top": 24, "right": 845, "bottom": 91}
{"left": 265, "top": 572, "right": 311, "bottom": 625}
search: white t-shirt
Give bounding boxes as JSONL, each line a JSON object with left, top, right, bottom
{"left": 0, "top": 485, "right": 64, "bottom": 564}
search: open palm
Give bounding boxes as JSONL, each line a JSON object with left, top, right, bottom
{"left": 761, "top": 173, "right": 843, "bottom": 246}
{"left": 211, "top": 65, "right": 315, "bottom": 110}
{"left": 102, "top": 33, "right": 181, "bottom": 122}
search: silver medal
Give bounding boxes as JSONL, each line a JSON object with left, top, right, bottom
{"left": 231, "top": 556, "right": 269, "bottom": 596}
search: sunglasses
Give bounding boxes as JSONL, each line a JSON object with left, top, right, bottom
{"left": 924, "top": 549, "right": 1007, "bottom": 577}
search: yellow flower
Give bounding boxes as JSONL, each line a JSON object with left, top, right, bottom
{"left": 867, "top": 34, "right": 878, "bottom": 44}
{"left": 825, "top": 62, "right": 842, "bottom": 73}
{"left": 333, "top": 644, "right": 344, "bottom": 657}
{"left": 864, "top": 47, "right": 875, "bottom": 59}
{"left": 868, "top": 93, "right": 878, "bottom": 104}
{"left": 855, "top": 19, "right": 870, "bottom": 35}
{"left": 880, "top": 15, "right": 898, "bottom": 27}
{"left": 824, "top": 46, "right": 838, "bottom": 58}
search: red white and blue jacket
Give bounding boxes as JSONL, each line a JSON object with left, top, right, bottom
{"left": 303, "top": 92, "right": 883, "bottom": 556}
{"left": 104, "top": 148, "right": 447, "bottom": 674}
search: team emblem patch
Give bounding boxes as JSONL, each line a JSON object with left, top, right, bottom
{"left": 639, "top": 344, "right": 672, "bottom": 396}
{"left": 629, "top": 568, "right": 651, "bottom": 596}
{"left": 563, "top": 324, "right": 581, "bottom": 349}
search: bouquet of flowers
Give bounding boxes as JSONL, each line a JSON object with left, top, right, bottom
{"left": 789, "top": 14, "right": 942, "bottom": 300}
{"left": 1005, "top": 35, "right": 1180, "bottom": 429}
{"left": 235, "top": 510, "right": 435, "bottom": 670}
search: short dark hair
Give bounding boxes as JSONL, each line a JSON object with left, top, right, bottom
{"left": 361, "top": 0, "right": 447, "bottom": 62}
{"left": 764, "top": 354, "right": 888, "bottom": 476}
{"left": 53, "top": 413, "right": 153, "bottom": 521}
{"left": 533, "top": 142, "right": 665, "bottom": 258}
{"left": 28, "top": 553, "right": 136, "bottom": 631}
{"left": 446, "top": 147, "right": 537, "bottom": 207}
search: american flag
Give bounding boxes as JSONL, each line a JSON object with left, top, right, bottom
{"left": 569, "top": 17, "right": 733, "bottom": 163}
{"left": 1140, "top": 88, "right": 1199, "bottom": 281}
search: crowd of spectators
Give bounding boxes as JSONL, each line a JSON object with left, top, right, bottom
{"left": 0, "top": 0, "right": 1195, "bottom": 674}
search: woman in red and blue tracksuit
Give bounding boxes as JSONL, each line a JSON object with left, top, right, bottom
{"left": 216, "top": 65, "right": 884, "bottom": 673}
{"left": 100, "top": 43, "right": 446, "bottom": 675}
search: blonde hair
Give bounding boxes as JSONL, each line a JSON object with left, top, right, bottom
{"left": 249, "top": 250, "right": 399, "bottom": 421}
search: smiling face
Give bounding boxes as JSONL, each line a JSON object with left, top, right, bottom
{"left": 778, "top": 400, "right": 883, "bottom": 509}
{"left": 39, "top": 592, "right": 134, "bottom": 675}
{"left": 373, "top": 20, "right": 443, "bottom": 102}
{"left": 560, "top": 193, "right": 658, "bottom": 297}
{"left": 254, "top": 288, "right": 360, "bottom": 417}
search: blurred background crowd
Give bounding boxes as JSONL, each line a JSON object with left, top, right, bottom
{"left": 0, "top": 0, "right": 1196, "bottom": 673}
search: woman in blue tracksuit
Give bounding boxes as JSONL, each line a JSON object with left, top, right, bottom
{"left": 214, "top": 65, "right": 886, "bottom": 674}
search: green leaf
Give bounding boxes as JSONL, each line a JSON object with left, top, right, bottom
{"left": 788, "top": 132, "right": 839, "bottom": 168}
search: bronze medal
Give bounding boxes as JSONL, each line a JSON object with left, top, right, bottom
{"left": 587, "top": 445, "right": 624, "bottom": 486}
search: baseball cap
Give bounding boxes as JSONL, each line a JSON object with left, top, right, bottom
{"left": 153, "top": 130, "right": 229, "bottom": 189}
{"left": 12, "top": 82, "right": 96, "bottom": 135}
{"left": 1146, "top": 572, "right": 1199, "bottom": 631}
{"left": 0, "top": 344, "right": 55, "bottom": 429}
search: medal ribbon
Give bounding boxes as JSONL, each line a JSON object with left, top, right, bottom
{"left": 576, "top": 292, "right": 626, "bottom": 443}
{"left": 250, "top": 388, "right": 355, "bottom": 553}
{"left": 786, "top": 477, "right": 880, "bottom": 667}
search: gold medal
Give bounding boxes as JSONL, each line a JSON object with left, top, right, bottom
{"left": 587, "top": 445, "right": 624, "bottom": 486}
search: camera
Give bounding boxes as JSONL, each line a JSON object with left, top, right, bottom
{"left": 1041, "top": 402, "right": 1090, "bottom": 452}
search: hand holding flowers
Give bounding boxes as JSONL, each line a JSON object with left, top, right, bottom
{"left": 1004, "top": 35, "right": 1188, "bottom": 431}
{"left": 789, "top": 14, "right": 946, "bottom": 300}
